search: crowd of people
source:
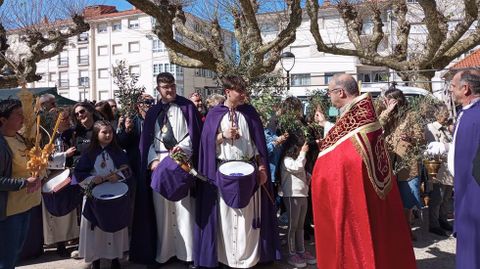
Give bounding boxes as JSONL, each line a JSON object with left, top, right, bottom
{"left": 0, "top": 70, "right": 479, "bottom": 269}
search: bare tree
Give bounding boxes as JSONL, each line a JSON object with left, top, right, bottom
{"left": 306, "top": 0, "right": 480, "bottom": 90}
{"left": 127, "top": 0, "right": 302, "bottom": 81}
{"left": 0, "top": 0, "right": 90, "bottom": 88}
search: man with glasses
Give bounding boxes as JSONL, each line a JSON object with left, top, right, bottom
{"left": 130, "top": 73, "right": 202, "bottom": 268}
{"left": 311, "top": 74, "right": 416, "bottom": 269}
{"left": 448, "top": 70, "right": 480, "bottom": 269}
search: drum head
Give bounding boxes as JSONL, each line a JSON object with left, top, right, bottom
{"left": 92, "top": 182, "right": 128, "bottom": 200}
{"left": 218, "top": 161, "right": 254, "bottom": 176}
{"left": 42, "top": 169, "right": 71, "bottom": 193}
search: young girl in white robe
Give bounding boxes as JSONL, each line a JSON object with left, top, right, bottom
{"left": 74, "top": 120, "right": 131, "bottom": 269}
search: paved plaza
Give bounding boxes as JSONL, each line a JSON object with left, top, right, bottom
{"left": 17, "top": 215, "right": 455, "bottom": 269}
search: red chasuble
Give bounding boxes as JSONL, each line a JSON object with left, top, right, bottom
{"left": 311, "top": 94, "right": 416, "bottom": 269}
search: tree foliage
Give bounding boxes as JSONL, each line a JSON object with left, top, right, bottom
{"left": 306, "top": 0, "right": 480, "bottom": 90}
{"left": 112, "top": 60, "right": 145, "bottom": 116}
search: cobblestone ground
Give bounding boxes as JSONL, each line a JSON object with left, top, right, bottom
{"left": 17, "top": 216, "right": 455, "bottom": 269}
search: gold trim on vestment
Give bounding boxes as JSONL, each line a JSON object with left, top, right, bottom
{"left": 317, "top": 93, "right": 393, "bottom": 199}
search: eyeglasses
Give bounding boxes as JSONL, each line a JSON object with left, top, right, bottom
{"left": 142, "top": 99, "right": 155, "bottom": 105}
{"left": 159, "top": 83, "right": 176, "bottom": 90}
{"left": 327, "top": 88, "right": 343, "bottom": 95}
{"left": 75, "top": 109, "right": 86, "bottom": 117}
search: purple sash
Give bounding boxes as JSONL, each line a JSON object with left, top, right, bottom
{"left": 150, "top": 155, "right": 196, "bottom": 201}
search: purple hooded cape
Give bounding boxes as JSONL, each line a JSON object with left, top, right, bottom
{"left": 454, "top": 100, "right": 480, "bottom": 269}
{"left": 129, "top": 95, "right": 202, "bottom": 264}
{"left": 194, "top": 104, "right": 281, "bottom": 268}
{"left": 72, "top": 146, "right": 132, "bottom": 231}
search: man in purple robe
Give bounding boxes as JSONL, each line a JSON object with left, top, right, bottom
{"left": 448, "top": 70, "right": 480, "bottom": 269}
{"left": 129, "top": 72, "right": 201, "bottom": 267}
{"left": 194, "top": 75, "right": 280, "bottom": 268}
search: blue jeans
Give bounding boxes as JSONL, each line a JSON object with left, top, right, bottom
{"left": 0, "top": 210, "right": 31, "bottom": 269}
{"left": 398, "top": 177, "right": 423, "bottom": 209}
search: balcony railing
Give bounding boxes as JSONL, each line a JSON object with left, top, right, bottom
{"left": 58, "top": 79, "right": 69, "bottom": 88}
{"left": 78, "top": 55, "right": 89, "bottom": 65}
{"left": 57, "top": 57, "right": 68, "bottom": 67}
{"left": 78, "top": 77, "right": 90, "bottom": 87}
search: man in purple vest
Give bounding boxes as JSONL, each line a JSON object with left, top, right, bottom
{"left": 448, "top": 70, "right": 480, "bottom": 269}
{"left": 130, "top": 72, "right": 201, "bottom": 268}
{"left": 194, "top": 75, "right": 280, "bottom": 268}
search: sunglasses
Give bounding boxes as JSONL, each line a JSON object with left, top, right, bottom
{"left": 75, "top": 109, "right": 86, "bottom": 117}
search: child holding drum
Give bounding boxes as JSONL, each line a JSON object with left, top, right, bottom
{"left": 73, "top": 120, "right": 131, "bottom": 269}
{"left": 279, "top": 132, "right": 317, "bottom": 268}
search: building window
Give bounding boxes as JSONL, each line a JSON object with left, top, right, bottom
{"left": 112, "top": 44, "right": 122, "bottom": 55}
{"left": 324, "top": 73, "right": 334, "bottom": 85}
{"left": 98, "top": 23, "right": 108, "bottom": 33}
{"left": 98, "top": 68, "right": 109, "bottom": 79}
{"left": 49, "top": 72, "right": 57, "bottom": 82}
{"left": 153, "top": 63, "right": 163, "bottom": 76}
{"left": 78, "top": 47, "right": 89, "bottom": 65}
{"left": 58, "top": 71, "right": 68, "bottom": 88}
{"left": 79, "top": 70, "right": 89, "bottom": 87}
{"left": 78, "top": 32, "right": 88, "bottom": 42}
{"left": 291, "top": 73, "right": 311, "bottom": 86}
{"left": 58, "top": 51, "right": 68, "bottom": 66}
{"left": 152, "top": 39, "right": 165, "bottom": 52}
{"left": 128, "top": 41, "right": 140, "bottom": 53}
{"left": 79, "top": 90, "right": 89, "bottom": 101}
{"left": 98, "top": 91, "right": 109, "bottom": 101}
{"left": 112, "top": 21, "right": 122, "bottom": 32}
{"left": 195, "top": 68, "right": 215, "bottom": 78}
{"left": 129, "top": 65, "right": 140, "bottom": 76}
{"left": 98, "top": 45, "right": 108, "bottom": 56}
{"left": 151, "top": 17, "right": 157, "bottom": 28}
{"left": 176, "top": 66, "right": 183, "bottom": 75}
{"left": 128, "top": 18, "right": 139, "bottom": 29}
{"left": 164, "top": 63, "right": 170, "bottom": 74}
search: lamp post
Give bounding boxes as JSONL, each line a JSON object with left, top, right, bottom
{"left": 280, "top": 51, "right": 295, "bottom": 92}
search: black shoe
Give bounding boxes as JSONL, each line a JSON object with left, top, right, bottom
{"left": 429, "top": 227, "right": 448, "bottom": 237}
{"left": 56, "top": 242, "right": 69, "bottom": 257}
{"left": 439, "top": 220, "right": 453, "bottom": 231}
{"left": 91, "top": 260, "right": 100, "bottom": 269}
{"left": 111, "top": 258, "right": 121, "bottom": 269}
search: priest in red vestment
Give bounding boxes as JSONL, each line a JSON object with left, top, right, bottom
{"left": 311, "top": 74, "right": 416, "bottom": 269}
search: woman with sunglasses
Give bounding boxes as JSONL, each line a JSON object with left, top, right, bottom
{"left": 71, "top": 102, "right": 103, "bottom": 166}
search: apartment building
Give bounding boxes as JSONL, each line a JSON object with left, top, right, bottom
{"left": 258, "top": 0, "right": 474, "bottom": 96}
{"left": 12, "top": 5, "right": 232, "bottom": 101}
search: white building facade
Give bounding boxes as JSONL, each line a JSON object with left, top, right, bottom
{"left": 258, "top": 0, "right": 476, "bottom": 96}
{"left": 15, "top": 5, "right": 230, "bottom": 101}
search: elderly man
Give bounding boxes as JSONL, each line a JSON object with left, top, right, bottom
{"left": 130, "top": 73, "right": 201, "bottom": 268}
{"left": 39, "top": 94, "right": 56, "bottom": 112}
{"left": 311, "top": 74, "right": 416, "bottom": 269}
{"left": 448, "top": 70, "right": 480, "bottom": 269}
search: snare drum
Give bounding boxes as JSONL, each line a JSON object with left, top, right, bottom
{"left": 42, "top": 169, "right": 83, "bottom": 217}
{"left": 217, "top": 161, "right": 257, "bottom": 209}
{"left": 83, "top": 182, "right": 131, "bottom": 233}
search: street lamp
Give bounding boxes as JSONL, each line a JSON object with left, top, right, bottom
{"left": 280, "top": 51, "right": 295, "bottom": 92}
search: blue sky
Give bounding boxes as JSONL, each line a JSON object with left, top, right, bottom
{"left": 100, "top": 0, "right": 132, "bottom": 11}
